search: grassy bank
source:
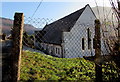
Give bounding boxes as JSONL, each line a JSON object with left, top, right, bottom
{"left": 20, "top": 51, "right": 95, "bottom": 81}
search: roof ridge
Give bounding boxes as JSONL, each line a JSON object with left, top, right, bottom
{"left": 41, "top": 4, "right": 90, "bottom": 45}
{"left": 45, "top": 5, "right": 87, "bottom": 26}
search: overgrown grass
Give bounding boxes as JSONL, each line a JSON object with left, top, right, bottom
{"left": 20, "top": 51, "right": 95, "bottom": 81}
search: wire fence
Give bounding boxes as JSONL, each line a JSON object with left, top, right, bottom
{"left": 1, "top": 12, "right": 119, "bottom": 81}
{"left": 1, "top": 0, "right": 120, "bottom": 81}
{"left": 1, "top": 2, "right": 120, "bottom": 81}
{"left": 21, "top": 15, "right": 120, "bottom": 81}
{"left": 23, "top": 16, "right": 96, "bottom": 58}
{"left": 1, "top": 13, "right": 120, "bottom": 81}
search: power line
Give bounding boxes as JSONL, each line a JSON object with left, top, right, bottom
{"left": 31, "top": 0, "right": 43, "bottom": 18}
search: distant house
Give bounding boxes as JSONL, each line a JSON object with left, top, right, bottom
{"left": 35, "top": 4, "right": 103, "bottom": 58}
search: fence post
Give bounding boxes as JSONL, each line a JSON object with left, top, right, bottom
{"left": 11, "top": 13, "right": 24, "bottom": 82}
{"left": 94, "top": 19, "right": 102, "bottom": 82}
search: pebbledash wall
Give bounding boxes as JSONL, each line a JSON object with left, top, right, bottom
{"left": 62, "top": 5, "right": 96, "bottom": 58}
{"left": 40, "top": 43, "right": 62, "bottom": 57}
{"left": 34, "top": 5, "right": 109, "bottom": 58}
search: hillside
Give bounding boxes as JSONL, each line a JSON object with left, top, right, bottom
{"left": 0, "top": 17, "right": 42, "bottom": 35}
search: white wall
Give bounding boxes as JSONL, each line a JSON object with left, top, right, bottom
{"left": 34, "top": 5, "right": 109, "bottom": 58}
{"left": 62, "top": 5, "right": 96, "bottom": 58}
{"left": 54, "top": 45, "right": 62, "bottom": 57}
{"left": 41, "top": 43, "right": 62, "bottom": 57}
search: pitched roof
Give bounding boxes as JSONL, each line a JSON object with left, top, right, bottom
{"left": 40, "top": 4, "right": 89, "bottom": 45}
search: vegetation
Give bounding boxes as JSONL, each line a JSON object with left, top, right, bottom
{"left": 20, "top": 51, "right": 95, "bottom": 81}
{"left": 102, "top": 61, "right": 120, "bottom": 81}
{"left": 23, "top": 31, "right": 34, "bottom": 48}
{"left": 20, "top": 51, "right": 120, "bottom": 81}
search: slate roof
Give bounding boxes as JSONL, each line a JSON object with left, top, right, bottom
{"left": 40, "top": 4, "right": 90, "bottom": 45}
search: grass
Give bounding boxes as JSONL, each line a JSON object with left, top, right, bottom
{"left": 20, "top": 51, "right": 95, "bottom": 81}
{"left": 20, "top": 50, "right": 119, "bottom": 81}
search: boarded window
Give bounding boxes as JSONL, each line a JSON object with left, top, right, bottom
{"left": 82, "top": 38, "right": 85, "bottom": 50}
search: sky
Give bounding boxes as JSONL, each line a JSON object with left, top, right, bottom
{"left": 1, "top": 0, "right": 112, "bottom": 20}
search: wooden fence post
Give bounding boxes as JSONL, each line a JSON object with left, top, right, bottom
{"left": 94, "top": 19, "right": 102, "bottom": 82}
{"left": 11, "top": 13, "right": 24, "bottom": 82}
